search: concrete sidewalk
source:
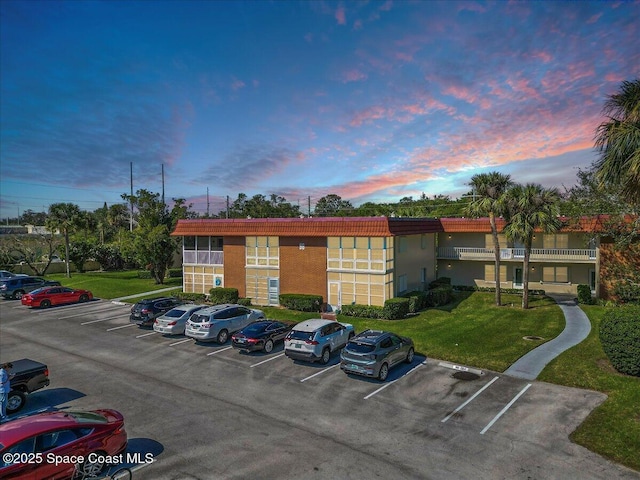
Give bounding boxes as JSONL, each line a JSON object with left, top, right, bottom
{"left": 112, "top": 286, "right": 182, "bottom": 304}
{"left": 504, "top": 294, "right": 592, "bottom": 380}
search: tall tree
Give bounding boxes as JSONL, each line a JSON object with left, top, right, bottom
{"left": 46, "top": 203, "right": 82, "bottom": 277}
{"left": 464, "top": 172, "right": 513, "bottom": 306}
{"left": 594, "top": 79, "right": 640, "bottom": 205}
{"left": 314, "top": 194, "right": 353, "bottom": 217}
{"left": 503, "top": 184, "right": 562, "bottom": 309}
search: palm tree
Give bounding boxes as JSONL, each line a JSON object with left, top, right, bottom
{"left": 465, "top": 172, "right": 513, "bottom": 306}
{"left": 594, "top": 79, "right": 640, "bottom": 205}
{"left": 46, "top": 203, "right": 82, "bottom": 278}
{"left": 503, "top": 184, "right": 562, "bottom": 309}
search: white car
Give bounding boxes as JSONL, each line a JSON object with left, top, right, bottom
{"left": 284, "top": 319, "right": 354, "bottom": 364}
{"left": 185, "top": 304, "right": 265, "bottom": 343}
{"left": 153, "top": 304, "right": 207, "bottom": 335}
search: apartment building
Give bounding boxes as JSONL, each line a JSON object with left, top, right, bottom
{"left": 171, "top": 217, "right": 441, "bottom": 309}
{"left": 436, "top": 217, "right": 599, "bottom": 296}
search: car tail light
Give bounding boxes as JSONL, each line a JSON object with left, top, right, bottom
{"left": 246, "top": 338, "right": 260, "bottom": 344}
{"left": 141, "top": 308, "right": 152, "bottom": 314}
{"left": 305, "top": 340, "right": 319, "bottom": 345}
{"left": 44, "top": 368, "right": 49, "bottom": 377}
{"left": 168, "top": 321, "right": 177, "bottom": 326}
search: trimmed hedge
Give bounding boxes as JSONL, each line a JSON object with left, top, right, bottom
{"left": 426, "top": 285, "right": 454, "bottom": 307}
{"left": 238, "top": 298, "right": 252, "bottom": 306}
{"left": 402, "top": 290, "right": 429, "bottom": 313}
{"left": 453, "top": 285, "right": 546, "bottom": 296}
{"left": 137, "top": 270, "right": 152, "bottom": 279}
{"left": 175, "top": 292, "right": 207, "bottom": 302}
{"left": 341, "top": 297, "right": 410, "bottom": 320}
{"left": 167, "top": 268, "right": 183, "bottom": 278}
{"left": 599, "top": 305, "right": 640, "bottom": 376}
{"left": 429, "top": 277, "right": 451, "bottom": 289}
{"left": 279, "top": 294, "right": 323, "bottom": 312}
{"left": 384, "top": 297, "right": 410, "bottom": 319}
{"left": 577, "top": 284, "right": 593, "bottom": 304}
{"left": 341, "top": 304, "right": 385, "bottom": 318}
{"left": 614, "top": 282, "right": 640, "bottom": 304}
{"left": 209, "top": 287, "right": 239, "bottom": 304}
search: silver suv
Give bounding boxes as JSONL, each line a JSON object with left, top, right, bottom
{"left": 185, "top": 304, "right": 265, "bottom": 343}
{"left": 340, "top": 330, "right": 415, "bottom": 381}
{"left": 284, "top": 319, "right": 354, "bottom": 364}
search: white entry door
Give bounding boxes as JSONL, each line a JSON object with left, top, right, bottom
{"left": 268, "top": 278, "right": 279, "bottom": 306}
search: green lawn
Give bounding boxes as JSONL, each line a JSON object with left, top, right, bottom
{"left": 537, "top": 305, "right": 640, "bottom": 471}
{"left": 35, "top": 271, "right": 640, "bottom": 471}
{"left": 47, "top": 270, "right": 182, "bottom": 299}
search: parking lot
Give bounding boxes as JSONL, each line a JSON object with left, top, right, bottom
{"left": 1, "top": 299, "right": 638, "bottom": 479}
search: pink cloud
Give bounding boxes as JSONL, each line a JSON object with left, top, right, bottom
{"left": 342, "top": 69, "right": 367, "bottom": 83}
{"left": 349, "top": 105, "right": 389, "bottom": 126}
{"left": 231, "top": 79, "right": 245, "bottom": 91}
{"left": 587, "top": 13, "right": 603, "bottom": 24}
{"left": 335, "top": 5, "right": 346, "bottom": 25}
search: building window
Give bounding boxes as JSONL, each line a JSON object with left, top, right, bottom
{"left": 421, "top": 235, "right": 427, "bottom": 249}
{"left": 398, "top": 236, "right": 408, "bottom": 253}
{"left": 246, "top": 236, "right": 279, "bottom": 267}
{"left": 543, "top": 266, "right": 569, "bottom": 283}
{"left": 484, "top": 264, "right": 507, "bottom": 283}
{"left": 543, "top": 234, "right": 568, "bottom": 249}
{"left": 183, "top": 236, "right": 223, "bottom": 265}
{"left": 485, "top": 234, "right": 507, "bottom": 249}
{"left": 327, "top": 236, "right": 387, "bottom": 272}
{"left": 421, "top": 268, "right": 427, "bottom": 283}
{"left": 398, "top": 274, "right": 407, "bottom": 293}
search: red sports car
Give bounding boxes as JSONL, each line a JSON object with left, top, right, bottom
{"left": 0, "top": 409, "right": 128, "bottom": 479}
{"left": 21, "top": 286, "right": 93, "bottom": 308}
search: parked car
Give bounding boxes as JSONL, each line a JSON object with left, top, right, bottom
{"left": 21, "top": 286, "right": 93, "bottom": 308}
{"left": 231, "top": 320, "right": 293, "bottom": 353}
{"left": 0, "top": 276, "right": 61, "bottom": 300}
{"left": 340, "top": 330, "right": 415, "bottom": 381}
{"left": 153, "top": 304, "right": 207, "bottom": 335}
{"left": 284, "top": 319, "right": 354, "bottom": 364}
{"left": 0, "top": 409, "right": 127, "bottom": 479}
{"left": 129, "top": 297, "right": 184, "bottom": 327}
{"left": 0, "top": 270, "right": 20, "bottom": 280}
{"left": 2, "top": 358, "right": 50, "bottom": 414}
{"left": 185, "top": 304, "right": 265, "bottom": 343}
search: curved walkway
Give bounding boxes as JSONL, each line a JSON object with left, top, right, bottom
{"left": 504, "top": 294, "right": 592, "bottom": 380}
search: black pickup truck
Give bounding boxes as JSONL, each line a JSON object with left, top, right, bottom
{"left": 5, "top": 358, "right": 50, "bottom": 414}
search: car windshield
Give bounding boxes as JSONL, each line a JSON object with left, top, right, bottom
{"left": 164, "top": 309, "right": 186, "bottom": 318}
{"left": 243, "top": 323, "right": 267, "bottom": 334}
{"left": 289, "top": 330, "right": 314, "bottom": 341}
{"left": 347, "top": 342, "right": 376, "bottom": 353}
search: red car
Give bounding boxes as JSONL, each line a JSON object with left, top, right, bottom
{"left": 21, "top": 286, "right": 93, "bottom": 308}
{"left": 0, "top": 409, "right": 127, "bottom": 479}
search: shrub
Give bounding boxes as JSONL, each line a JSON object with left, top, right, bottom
{"left": 614, "top": 282, "right": 640, "bottom": 304}
{"left": 426, "top": 285, "right": 454, "bottom": 307}
{"left": 137, "top": 270, "right": 152, "bottom": 279}
{"left": 209, "top": 287, "right": 239, "bottom": 304}
{"left": 166, "top": 268, "right": 183, "bottom": 278}
{"left": 599, "top": 305, "right": 640, "bottom": 377}
{"left": 382, "top": 297, "right": 410, "bottom": 319}
{"left": 175, "top": 292, "right": 206, "bottom": 302}
{"left": 238, "top": 297, "right": 252, "bottom": 306}
{"left": 402, "top": 290, "right": 429, "bottom": 313}
{"left": 429, "top": 277, "right": 451, "bottom": 289}
{"left": 577, "top": 284, "right": 593, "bottom": 304}
{"left": 341, "top": 304, "right": 385, "bottom": 319}
{"left": 279, "top": 294, "right": 323, "bottom": 312}
{"left": 453, "top": 285, "right": 546, "bottom": 296}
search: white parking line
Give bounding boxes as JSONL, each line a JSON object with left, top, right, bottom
{"left": 250, "top": 353, "right": 285, "bottom": 368}
{"left": 364, "top": 361, "right": 428, "bottom": 400}
{"left": 61, "top": 306, "right": 127, "bottom": 320}
{"left": 300, "top": 363, "right": 340, "bottom": 383}
{"left": 106, "top": 324, "right": 137, "bottom": 331}
{"left": 136, "top": 332, "right": 157, "bottom": 338}
{"left": 441, "top": 376, "right": 500, "bottom": 423}
{"left": 480, "top": 383, "right": 532, "bottom": 435}
{"left": 169, "top": 338, "right": 192, "bottom": 346}
{"left": 81, "top": 317, "right": 117, "bottom": 325}
{"left": 207, "top": 346, "right": 232, "bottom": 356}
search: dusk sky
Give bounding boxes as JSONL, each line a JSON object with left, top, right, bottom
{"left": 1, "top": 0, "right": 638, "bottom": 219}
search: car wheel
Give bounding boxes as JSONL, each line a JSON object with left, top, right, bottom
{"left": 40, "top": 299, "right": 51, "bottom": 308}
{"left": 378, "top": 363, "right": 389, "bottom": 381}
{"left": 12, "top": 289, "right": 24, "bottom": 300}
{"left": 217, "top": 329, "right": 229, "bottom": 344}
{"left": 320, "top": 347, "right": 331, "bottom": 365}
{"left": 405, "top": 347, "right": 415, "bottom": 364}
{"left": 6, "top": 391, "right": 26, "bottom": 414}
{"left": 264, "top": 338, "right": 274, "bottom": 353}
{"left": 79, "top": 294, "right": 89, "bottom": 302}
{"left": 80, "top": 451, "right": 107, "bottom": 477}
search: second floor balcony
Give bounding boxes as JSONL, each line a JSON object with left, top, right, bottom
{"left": 437, "top": 247, "right": 597, "bottom": 263}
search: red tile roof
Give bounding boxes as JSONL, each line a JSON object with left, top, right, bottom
{"left": 439, "top": 215, "right": 614, "bottom": 233}
{"left": 172, "top": 217, "right": 443, "bottom": 237}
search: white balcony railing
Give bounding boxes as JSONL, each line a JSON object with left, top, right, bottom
{"left": 437, "top": 247, "right": 597, "bottom": 262}
{"left": 183, "top": 250, "right": 224, "bottom": 265}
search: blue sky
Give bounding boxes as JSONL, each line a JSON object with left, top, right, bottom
{"left": 1, "top": 0, "right": 638, "bottom": 219}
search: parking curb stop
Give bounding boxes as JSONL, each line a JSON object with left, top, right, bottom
{"left": 438, "top": 361, "right": 484, "bottom": 376}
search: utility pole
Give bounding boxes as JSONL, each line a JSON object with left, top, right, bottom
{"left": 226, "top": 196, "right": 230, "bottom": 219}
{"left": 206, "top": 188, "right": 210, "bottom": 217}
{"left": 129, "top": 162, "right": 134, "bottom": 231}
{"left": 161, "top": 163, "right": 165, "bottom": 207}
{"left": 308, "top": 196, "right": 311, "bottom": 217}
